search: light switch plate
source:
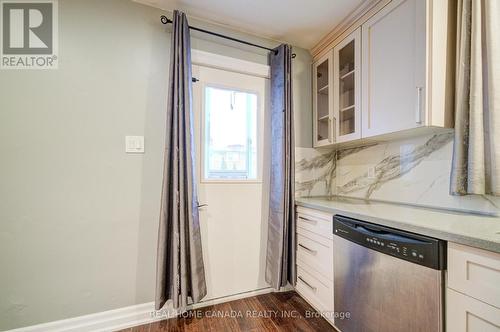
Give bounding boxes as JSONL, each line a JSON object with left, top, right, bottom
{"left": 125, "top": 136, "right": 144, "bottom": 153}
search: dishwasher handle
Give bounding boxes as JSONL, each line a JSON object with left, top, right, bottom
{"left": 355, "top": 224, "right": 430, "bottom": 245}
{"left": 335, "top": 215, "right": 434, "bottom": 245}
{"left": 356, "top": 224, "right": 390, "bottom": 235}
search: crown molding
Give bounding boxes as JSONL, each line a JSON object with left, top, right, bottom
{"left": 310, "top": 0, "right": 389, "bottom": 60}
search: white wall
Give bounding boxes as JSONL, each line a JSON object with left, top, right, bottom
{"left": 0, "top": 0, "right": 312, "bottom": 329}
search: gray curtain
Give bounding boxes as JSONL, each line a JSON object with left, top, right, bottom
{"left": 265, "top": 44, "right": 296, "bottom": 289}
{"left": 451, "top": 0, "right": 500, "bottom": 196}
{"left": 155, "top": 10, "right": 207, "bottom": 310}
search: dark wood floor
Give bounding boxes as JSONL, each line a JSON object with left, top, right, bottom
{"left": 119, "top": 291, "right": 335, "bottom": 332}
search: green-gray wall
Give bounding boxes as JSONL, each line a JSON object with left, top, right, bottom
{"left": 0, "top": 0, "right": 311, "bottom": 329}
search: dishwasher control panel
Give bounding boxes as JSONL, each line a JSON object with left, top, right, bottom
{"left": 333, "top": 215, "right": 446, "bottom": 270}
{"left": 365, "top": 237, "right": 425, "bottom": 260}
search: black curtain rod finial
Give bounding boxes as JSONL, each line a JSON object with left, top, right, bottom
{"left": 160, "top": 15, "right": 171, "bottom": 24}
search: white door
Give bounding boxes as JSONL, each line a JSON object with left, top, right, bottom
{"left": 361, "top": 0, "right": 426, "bottom": 138}
{"left": 192, "top": 64, "right": 270, "bottom": 301}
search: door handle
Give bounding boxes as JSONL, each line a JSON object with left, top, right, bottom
{"left": 299, "top": 243, "right": 317, "bottom": 254}
{"left": 197, "top": 204, "right": 208, "bottom": 209}
{"left": 356, "top": 224, "right": 389, "bottom": 235}
{"left": 298, "top": 276, "right": 317, "bottom": 292}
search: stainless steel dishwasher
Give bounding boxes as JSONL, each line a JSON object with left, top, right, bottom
{"left": 333, "top": 215, "right": 446, "bottom": 332}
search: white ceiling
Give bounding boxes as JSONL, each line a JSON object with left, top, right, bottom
{"left": 135, "top": 0, "right": 366, "bottom": 49}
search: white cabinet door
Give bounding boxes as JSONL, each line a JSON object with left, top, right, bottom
{"left": 361, "top": 0, "right": 426, "bottom": 138}
{"left": 448, "top": 242, "right": 500, "bottom": 309}
{"left": 447, "top": 288, "right": 500, "bottom": 332}
{"left": 333, "top": 28, "right": 361, "bottom": 143}
{"left": 313, "top": 51, "right": 334, "bottom": 147}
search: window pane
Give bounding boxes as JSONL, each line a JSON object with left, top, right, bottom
{"left": 204, "top": 86, "right": 258, "bottom": 180}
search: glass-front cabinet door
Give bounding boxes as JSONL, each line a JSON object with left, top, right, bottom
{"left": 333, "top": 28, "right": 361, "bottom": 142}
{"left": 313, "top": 51, "right": 333, "bottom": 147}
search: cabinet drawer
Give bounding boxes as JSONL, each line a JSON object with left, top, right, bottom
{"left": 296, "top": 265, "right": 334, "bottom": 313}
{"left": 296, "top": 206, "right": 333, "bottom": 239}
{"left": 448, "top": 242, "right": 500, "bottom": 308}
{"left": 447, "top": 288, "right": 500, "bottom": 332}
{"left": 297, "top": 230, "right": 333, "bottom": 281}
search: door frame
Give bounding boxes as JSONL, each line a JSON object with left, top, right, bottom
{"left": 190, "top": 52, "right": 271, "bottom": 302}
{"left": 192, "top": 49, "right": 270, "bottom": 79}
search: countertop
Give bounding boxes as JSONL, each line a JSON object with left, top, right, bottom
{"left": 296, "top": 196, "right": 500, "bottom": 254}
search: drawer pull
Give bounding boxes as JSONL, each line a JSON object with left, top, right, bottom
{"left": 298, "top": 276, "right": 317, "bottom": 292}
{"left": 299, "top": 243, "right": 317, "bottom": 254}
{"left": 298, "top": 216, "right": 318, "bottom": 224}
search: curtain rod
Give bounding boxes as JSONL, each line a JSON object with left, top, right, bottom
{"left": 160, "top": 15, "right": 280, "bottom": 55}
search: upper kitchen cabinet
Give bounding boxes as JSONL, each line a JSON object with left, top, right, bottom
{"left": 333, "top": 28, "right": 361, "bottom": 142}
{"left": 311, "top": 0, "right": 456, "bottom": 145}
{"left": 313, "top": 51, "right": 333, "bottom": 147}
{"left": 361, "top": 0, "right": 426, "bottom": 137}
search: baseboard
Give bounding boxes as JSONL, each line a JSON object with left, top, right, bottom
{"left": 187, "top": 287, "right": 273, "bottom": 312}
{"left": 7, "top": 288, "right": 273, "bottom": 332}
{"left": 6, "top": 302, "right": 158, "bottom": 332}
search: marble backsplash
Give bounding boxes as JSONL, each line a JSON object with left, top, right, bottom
{"left": 296, "top": 132, "right": 500, "bottom": 215}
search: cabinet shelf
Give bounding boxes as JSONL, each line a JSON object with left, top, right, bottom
{"left": 340, "top": 70, "right": 355, "bottom": 80}
{"left": 341, "top": 105, "right": 355, "bottom": 112}
{"left": 317, "top": 85, "right": 329, "bottom": 95}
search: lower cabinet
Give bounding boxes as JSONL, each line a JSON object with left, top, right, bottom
{"left": 447, "top": 243, "right": 500, "bottom": 332}
{"left": 447, "top": 288, "right": 500, "bottom": 332}
{"left": 296, "top": 266, "right": 334, "bottom": 316}
{"left": 294, "top": 209, "right": 500, "bottom": 331}
{"left": 295, "top": 207, "right": 335, "bottom": 326}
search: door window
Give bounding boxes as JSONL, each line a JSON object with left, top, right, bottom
{"left": 203, "top": 86, "right": 259, "bottom": 181}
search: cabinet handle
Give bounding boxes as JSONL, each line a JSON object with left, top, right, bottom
{"left": 298, "top": 276, "right": 317, "bottom": 292}
{"left": 298, "top": 216, "right": 318, "bottom": 224}
{"left": 299, "top": 243, "right": 317, "bottom": 254}
{"left": 328, "top": 117, "right": 333, "bottom": 142}
{"left": 331, "top": 116, "right": 336, "bottom": 142}
{"left": 415, "top": 87, "right": 423, "bottom": 124}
